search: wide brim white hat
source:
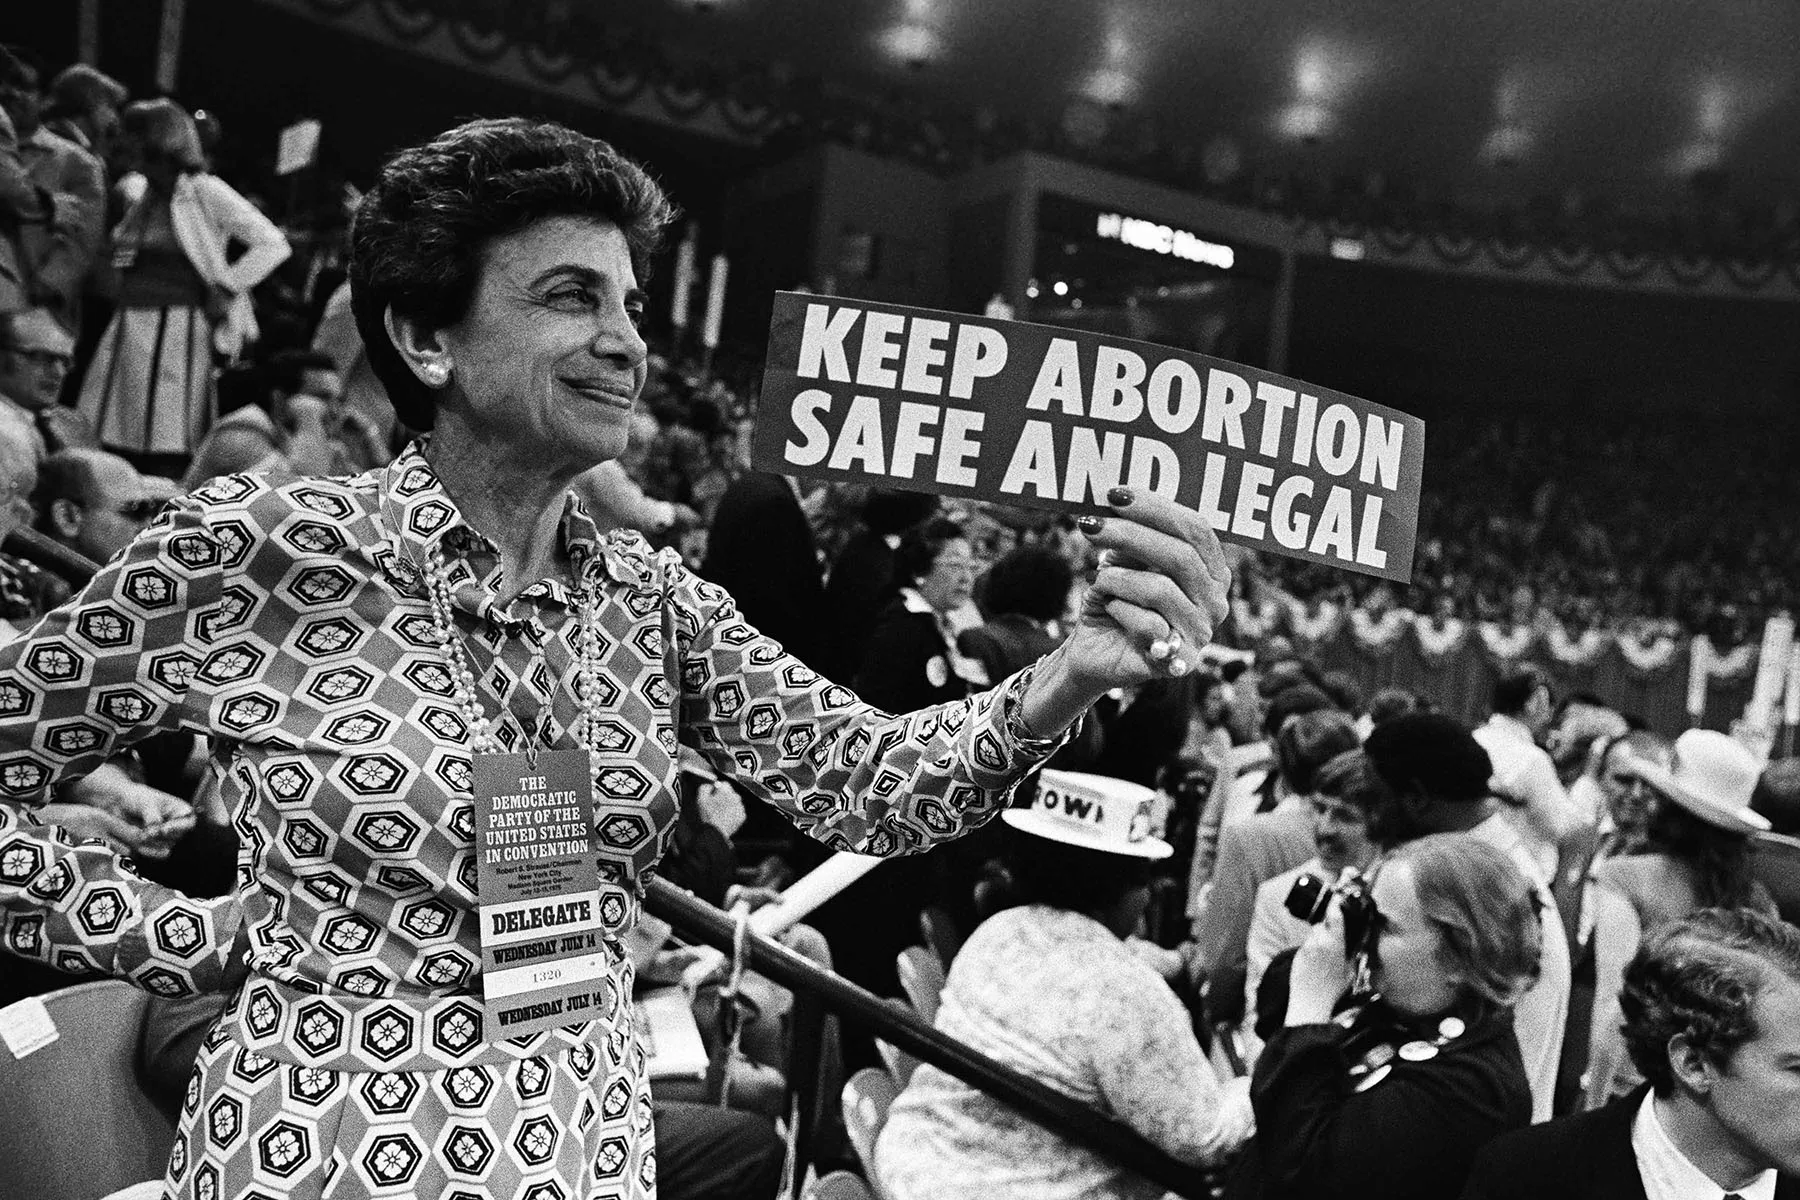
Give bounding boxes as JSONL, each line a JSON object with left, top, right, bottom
{"left": 1002, "top": 769, "right": 1172, "bottom": 860}
{"left": 1633, "top": 729, "right": 1771, "bottom": 836}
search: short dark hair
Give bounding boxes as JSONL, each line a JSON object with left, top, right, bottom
{"left": 1261, "top": 682, "right": 1335, "bottom": 741}
{"left": 349, "top": 118, "right": 676, "bottom": 432}
{"left": 861, "top": 489, "right": 939, "bottom": 537}
{"left": 1492, "top": 663, "right": 1555, "bottom": 718}
{"left": 1313, "top": 749, "right": 1393, "bottom": 818}
{"left": 1258, "top": 658, "right": 1323, "bottom": 699}
{"left": 1367, "top": 686, "right": 1422, "bottom": 728}
{"left": 1364, "top": 712, "right": 1492, "bottom": 805}
{"left": 1621, "top": 908, "right": 1800, "bottom": 1095}
{"left": 33, "top": 448, "right": 102, "bottom": 514}
{"left": 1002, "top": 824, "right": 1153, "bottom": 916}
{"left": 121, "top": 98, "right": 205, "bottom": 173}
{"left": 267, "top": 348, "right": 338, "bottom": 398}
{"left": 1317, "top": 670, "right": 1365, "bottom": 717}
{"left": 45, "top": 64, "right": 125, "bottom": 117}
{"left": 980, "top": 545, "right": 1073, "bottom": 623}
{"left": 1273, "top": 709, "right": 1360, "bottom": 795}
{"left": 1754, "top": 758, "right": 1800, "bottom": 836}
{"left": 892, "top": 517, "right": 966, "bottom": 585}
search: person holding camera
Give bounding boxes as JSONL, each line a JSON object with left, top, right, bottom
{"left": 1245, "top": 748, "right": 1387, "bottom": 1037}
{"left": 1230, "top": 833, "right": 1543, "bottom": 1200}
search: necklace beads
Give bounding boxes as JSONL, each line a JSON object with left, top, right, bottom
{"left": 422, "top": 547, "right": 611, "bottom": 757}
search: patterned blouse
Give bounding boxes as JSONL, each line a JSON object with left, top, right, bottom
{"left": 0, "top": 443, "right": 1057, "bottom": 1038}
{"left": 874, "top": 904, "right": 1254, "bottom": 1200}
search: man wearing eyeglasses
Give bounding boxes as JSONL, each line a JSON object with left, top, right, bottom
{"left": 0, "top": 306, "right": 98, "bottom": 454}
{"left": 33, "top": 446, "right": 175, "bottom": 566}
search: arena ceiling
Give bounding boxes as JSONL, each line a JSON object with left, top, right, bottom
{"left": 618, "top": 0, "right": 1800, "bottom": 213}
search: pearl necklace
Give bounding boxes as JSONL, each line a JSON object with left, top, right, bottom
{"left": 422, "top": 545, "right": 609, "bottom": 759}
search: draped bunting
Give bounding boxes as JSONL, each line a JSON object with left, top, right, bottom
{"left": 277, "top": 0, "right": 1800, "bottom": 295}
{"left": 1412, "top": 616, "right": 1467, "bottom": 660}
{"left": 298, "top": 0, "right": 791, "bottom": 137}
{"left": 1314, "top": 217, "right": 1797, "bottom": 295}
{"left": 1276, "top": 607, "right": 1765, "bottom": 735}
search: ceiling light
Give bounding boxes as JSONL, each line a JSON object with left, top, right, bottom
{"left": 879, "top": 23, "right": 939, "bottom": 68}
{"left": 1477, "top": 124, "right": 1533, "bottom": 168}
{"left": 1277, "top": 102, "right": 1331, "bottom": 144}
{"left": 1666, "top": 140, "right": 1724, "bottom": 177}
{"left": 1083, "top": 68, "right": 1138, "bottom": 108}
{"left": 1053, "top": 280, "right": 1069, "bottom": 296}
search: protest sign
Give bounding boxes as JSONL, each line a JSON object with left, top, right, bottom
{"left": 275, "top": 119, "right": 321, "bottom": 176}
{"left": 754, "top": 292, "right": 1425, "bottom": 581}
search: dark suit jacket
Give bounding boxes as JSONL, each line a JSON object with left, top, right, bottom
{"left": 1460, "top": 1087, "right": 1800, "bottom": 1200}
{"left": 702, "top": 472, "right": 828, "bottom": 672}
{"left": 820, "top": 527, "right": 897, "bottom": 682}
{"left": 852, "top": 601, "right": 969, "bottom": 715}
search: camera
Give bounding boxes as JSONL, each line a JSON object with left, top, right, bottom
{"left": 1284, "top": 870, "right": 1379, "bottom": 960}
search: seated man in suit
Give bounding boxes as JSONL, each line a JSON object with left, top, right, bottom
{"left": 1462, "top": 907, "right": 1800, "bottom": 1199}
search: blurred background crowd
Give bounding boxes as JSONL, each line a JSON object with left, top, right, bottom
{"left": 5, "top": 4, "right": 1800, "bottom": 1199}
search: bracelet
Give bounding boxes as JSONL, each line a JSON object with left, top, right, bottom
{"left": 1001, "top": 654, "right": 1066, "bottom": 755}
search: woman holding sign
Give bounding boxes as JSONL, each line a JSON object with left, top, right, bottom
{"left": 0, "top": 118, "right": 1229, "bottom": 1200}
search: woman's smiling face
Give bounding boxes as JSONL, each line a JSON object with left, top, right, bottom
{"left": 435, "top": 215, "right": 648, "bottom": 470}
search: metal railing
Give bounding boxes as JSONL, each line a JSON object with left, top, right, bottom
{"left": 9, "top": 526, "right": 1217, "bottom": 1197}
{"left": 4, "top": 529, "right": 101, "bottom": 589}
{"left": 645, "top": 877, "right": 1216, "bottom": 1198}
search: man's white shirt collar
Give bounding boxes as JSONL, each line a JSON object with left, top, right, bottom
{"left": 1632, "top": 1091, "right": 1778, "bottom": 1200}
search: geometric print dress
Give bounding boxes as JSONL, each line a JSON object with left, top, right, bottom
{"left": 0, "top": 444, "right": 1063, "bottom": 1199}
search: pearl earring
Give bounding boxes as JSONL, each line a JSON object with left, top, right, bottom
{"left": 421, "top": 362, "right": 449, "bottom": 387}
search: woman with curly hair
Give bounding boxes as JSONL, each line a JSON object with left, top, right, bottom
{"left": 0, "top": 117, "right": 1235, "bottom": 1198}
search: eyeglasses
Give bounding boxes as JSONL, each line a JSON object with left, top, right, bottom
{"left": 1, "top": 344, "right": 74, "bottom": 372}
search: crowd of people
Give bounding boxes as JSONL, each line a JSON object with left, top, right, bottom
{"left": 6, "top": 37, "right": 1793, "bottom": 652}
{"left": 1256, "top": 409, "right": 1800, "bottom": 647}
{"left": 1, "top": 37, "right": 1798, "bottom": 1200}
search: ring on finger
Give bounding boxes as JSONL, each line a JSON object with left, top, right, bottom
{"left": 1149, "top": 624, "right": 1184, "bottom": 661}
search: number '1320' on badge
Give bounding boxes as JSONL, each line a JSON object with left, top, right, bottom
{"left": 472, "top": 750, "right": 610, "bottom": 1041}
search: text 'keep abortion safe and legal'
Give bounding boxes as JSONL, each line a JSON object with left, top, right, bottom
{"left": 753, "top": 292, "right": 1425, "bottom": 582}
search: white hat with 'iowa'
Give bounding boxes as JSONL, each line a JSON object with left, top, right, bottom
{"left": 1002, "top": 769, "right": 1172, "bottom": 859}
